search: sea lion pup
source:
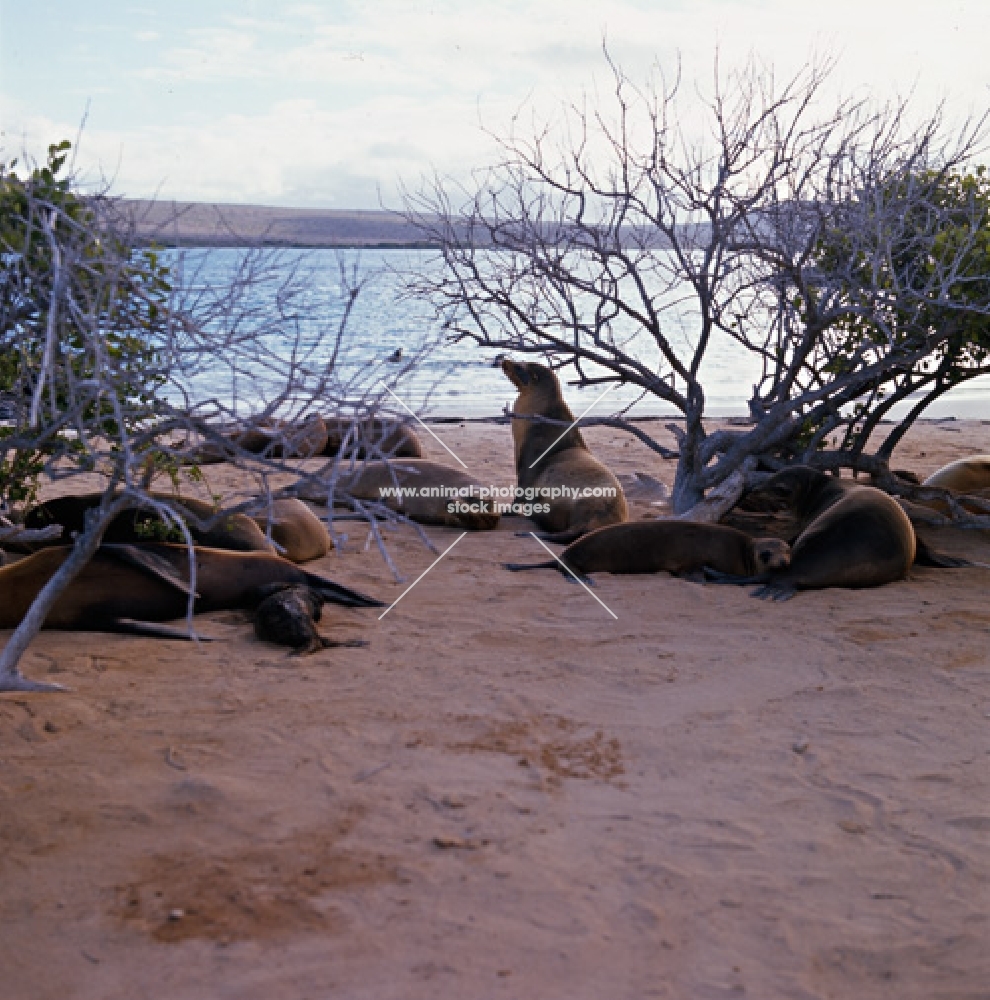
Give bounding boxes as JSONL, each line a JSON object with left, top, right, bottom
{"left": 299, "top": 459, "right": 500, "bottom": 530}
{"left": 505, "top": 520, "right": 791, "bottom": 582}
{"left": 252, "top": 585, "right": 368, "bottom": 655}
{"left": 250, "top": 498, "right": 331, "bottom": 562}
{"left": 502, "top": 358, "right": 627, "bottom": 543}
{"left": 23, "top": 493, "right": 274, "bottom": 553}
{"left": 0, "top": 544, "right": 383, "bottom": 635}
{"left": 321, "top": 417, "right": 424, "bottom": 459}
{"left": 722, "top": 466, "right": 916, "bottom": 600}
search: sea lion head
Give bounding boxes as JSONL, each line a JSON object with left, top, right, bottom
{"left": 752, "top": 536, "right": 791, "bottom": 571}
{"left": 501, "top": 358, "right": 557, "bottom": 392}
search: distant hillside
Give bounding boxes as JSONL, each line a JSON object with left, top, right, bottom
{"left": 121, "top": 199, "right": 691, "bottom": 249}
{"left": 122, "top": 200, "right": 437, "bottom": 248}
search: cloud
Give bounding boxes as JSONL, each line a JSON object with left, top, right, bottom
{"left": 3, "top": 0, "right": 988, "bottom": 207}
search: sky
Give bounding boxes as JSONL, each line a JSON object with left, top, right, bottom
{"left": 1, "top": 0, "right": 987, "bottom": 210}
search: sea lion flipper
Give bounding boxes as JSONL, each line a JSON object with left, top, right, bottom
{"left": 703, "top": 567, "right": 760, "bottom": 585}
{"left": 750, "top": 583, "right": 797, "bottom": 601}
{"left": 913, "top": 536, "right": 973, "bottom": 568}
{"left": 530, "top": 529, "right": 586, "bottom": 545}
{"left": 108, "top": 618, "right": 215, "bottom": 641}
{"left": 503, "top": 560, "right": 558, "bottom": 572}
{"left": 100, "top": 544, "right": 200, "bottom": 598}
{"left": 299, "top": 571, "right": 385, "bottom": 608}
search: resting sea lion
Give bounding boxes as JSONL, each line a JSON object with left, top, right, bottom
{"left": 250, "top": 498, "right": 331, "bottom": 562}
{"left": 253, "top": 585, "right": 368, "bottom": 654}
{"left": 321, "top": 417, "right": 424, "bottom": 459}
{"left": 0, "top": 544, "right": 383, "bottom": 634}
{"left": 193, "top": 414, "right": 329, "bottom": 463}
{"left": 232, "top": 413, "right": 329, "bottom": 458}
{"left": 23, "top": 493, "right": 273, "bottom": 553}
{"left": 299, "top": 459, "right": 500, "bottom": 530}
{"left": 923, "top": 455, "right": 990, "bottom": 493}
{"left": 727, "top": 466, "right": 916, "bottom": 599}
{"left": 505, "top": 520, "right": 791, "bottom": 582}
{"left": 911, "top": 455, "right": 990, "bottom": 516}
{"left": 502, "top": 359, "right": 627, "bottom": 543}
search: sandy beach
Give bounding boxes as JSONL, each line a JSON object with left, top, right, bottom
{"left": 1, "top": 417, "right": 988, "bottom": 999}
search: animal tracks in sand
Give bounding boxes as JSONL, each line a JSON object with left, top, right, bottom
{"left": 412, "top": 713, "right": 626, "bottom": 788}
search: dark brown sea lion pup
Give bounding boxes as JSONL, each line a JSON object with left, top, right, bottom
{"left": 0, "top": 544, "right": 383, "bottom": 635}
{"left": 506, "top": 520, "right": 790, "bottom": 582}
{"left": 299, "top": 459, "right": 500, "bottom": 530}
{"left": 721, "top": 466, "right": 916, "bottom": 600}
{"left": 250, "top": 498, "right": 331, "bottom": 562}
{"left": 23, "top": 493, "right": 274, "bottom": 553}
{"left": 253, "top": 585, "right": 368, "bottom": 655}
{"left": 502, "top": 359, "right": 627, "bottom": 543}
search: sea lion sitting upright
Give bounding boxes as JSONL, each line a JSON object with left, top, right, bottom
{"left": 505, "top": 520, "right": 790, "bottom": 582}
{"left": 726, "top": 466, "right": 916, "bottom": 599}
{"left": 502, "top": 359, "right": 627, "bottom": 543}
{"left": 250, "top": 498, "right": 331, "bottom": 562}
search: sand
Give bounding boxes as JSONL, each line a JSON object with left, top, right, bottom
{"left": 2, "top": 418, "right": 989, "bottom": 999}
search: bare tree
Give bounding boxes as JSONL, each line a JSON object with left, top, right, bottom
{"left": 405, "top": 53, "right": 989, "bottom": 512}
{"left": 0, "top": 143, "right": 439, "bottom": 691}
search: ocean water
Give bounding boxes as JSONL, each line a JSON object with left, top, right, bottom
{"left": 169, "top": 248, "right": 990, "bottom": 422}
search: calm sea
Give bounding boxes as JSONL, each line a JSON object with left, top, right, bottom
{"left": 172, "top": 248, "right": 990, "bottom": 422}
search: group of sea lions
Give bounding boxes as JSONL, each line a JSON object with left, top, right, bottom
{"left": 499, "top": 359, "right": 988, "bottom": 600}
{"left": 2, "top": 355, "right": 988, "bottom": 673}
{"left": 194, "top": 414, "right": 425, "bottom": 463}
{"left": 0, "top": 490, "right": 378, "bottom": 657}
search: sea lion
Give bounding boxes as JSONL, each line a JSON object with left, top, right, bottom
{"left": 23, "top": 493, "right": 274, "bottom": 553}
{"left": 502, "top": 359, "right": 627, "bottom": 543}
{"left": 321, "top": 417, "right": 424, "bottom": 459}
{"left": 0, "top": 543, "right": 383, "bottom": 633}
{"left": 299, "top": 459, "right": 500, "bottom": 530}
{"left": 193, "top": 413, "right": 329, "bottom": 463}
{"left": 923, "top": 455, "right": 990, "bottom": 493}
{"left": 250, "top": 498, "right": 332, "bottom": 562}
{"left": 252, "top": 585, "right": 368, "bottom": 654}
{"left": 231, "top": 413, "right": 329, "bottom": 458}
{"left": 726, "top": 466, "right": 916, "bottom": 599}
{"left": 505, "top": 520, "right": 791, "bottom": 581}
{"left": 912, "top": 456, "right": 990, "bottom": 516}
